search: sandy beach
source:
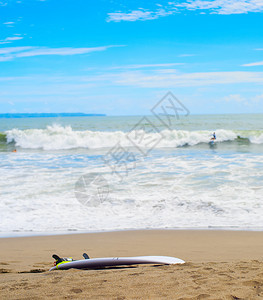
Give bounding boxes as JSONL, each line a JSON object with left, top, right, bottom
{"left": 1, "top": 230, "right": 263, "bottom": 299}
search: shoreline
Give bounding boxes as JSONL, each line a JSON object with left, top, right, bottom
{"left": 2, "top": 226, "right": 263, "bottom": 239}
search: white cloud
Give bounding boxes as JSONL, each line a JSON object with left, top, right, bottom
{"left": 16, "top": 46, "right": 114, "bottom": 57}
{"left": 107, "top": 0, "right": 263, "bottom": 22}
{"left": 0, "top": 45, "right": 122, "bottom": 61}
{"left": 222, "top": 93, "right": 263, "bottom": 105}
{"left": 5, "top": 37, "right": 23, "bottom": 41}
{"left": 0, "top": 47, "right": 32, "bottom": 55}
{"left": 107, "top": 8, "right": 174, "bottom": 22}
{"left": 3, "top": 21, "right": 15, "bottom": 25}
{"left": 1, "top": 70, "right": 263, "bottom": 88}
{"left": 109, "top": 63, "right": 184, "bottom": 70}
{"left": 223, "top": 94, "right": 246, "bottom": 102}
{"left": 111, "top": 70, "right": 263, "bottom": 87}
{"left": 242, "top": 61, "right": 263, "bottom": 67}
{"left": 0, "top": 36, "right": 24, "bottom": 44}
{"left": 252, "top": 93, "right": 263, "bottom": 103}
{"left": 174, "top": 0, "right": 263, "bottom": 15}
{"left": 1, "top": 72, "right": 263, "bottom": 104}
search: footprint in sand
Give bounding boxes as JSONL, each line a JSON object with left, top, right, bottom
{"left": 242, "top": 280, "right": 263, "bottom": 287}
{"left": 70, "top": 288, "right": 83, "bottom": 294}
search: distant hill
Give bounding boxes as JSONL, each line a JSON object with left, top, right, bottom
{"left": 0, "top": 113, "right": 106, "bottom": 118}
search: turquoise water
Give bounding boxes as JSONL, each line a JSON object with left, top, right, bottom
{"left": 0, "top": 114, "right": 263, "bottom": 236}
{"left": 0, "top": 113, "right": 263, "bottom": 132}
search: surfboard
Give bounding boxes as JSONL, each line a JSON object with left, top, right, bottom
{"left": 49, "top": 255, "right": 185, "bottom": 271}
{"left": 209, "top": 140, "right": 215, "bottom": 145}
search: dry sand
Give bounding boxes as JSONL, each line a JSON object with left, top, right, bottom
{"left": 1, "top": 230, "right": 263, "bottom": 299}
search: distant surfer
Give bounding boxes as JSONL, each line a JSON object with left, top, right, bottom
{"left": 12, "top": 149, "right": 17, "bottom": 153}
{"left": 211, "top": 132, "right": 216, "bottom": 141}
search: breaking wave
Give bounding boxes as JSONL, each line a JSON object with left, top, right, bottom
{"left": 4, "top": 124, "right": 263, "bottom": 150}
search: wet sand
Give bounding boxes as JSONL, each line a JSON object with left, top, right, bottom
{"left": 1, "top": 230, "right": 263, "bottom": 299}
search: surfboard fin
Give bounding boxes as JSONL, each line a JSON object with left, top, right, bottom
{"left": 83, "top": 253, "right": 90, "bottom": 259}
{"left": 52, "top": 254, "right": 74, "bottom": 265}
{"left": 52, "top": 254, "right": 63, "bottom": 265}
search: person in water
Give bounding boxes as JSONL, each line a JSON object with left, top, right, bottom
{"left": 211, "top": 132, "right": 216, "bottom": 140}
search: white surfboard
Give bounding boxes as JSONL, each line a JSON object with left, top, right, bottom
{"left": 49, "top": 256, "right": 185, "bottom": 271}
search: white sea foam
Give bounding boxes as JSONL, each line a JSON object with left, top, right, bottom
{"left": 249, "top": 132, "right": 263, "bottom": 144}
{"left": 1, "top": 150, "right": 263, "bottom": 236}
{"left": 5, "top": 124, "right": 263, "bottom": 150}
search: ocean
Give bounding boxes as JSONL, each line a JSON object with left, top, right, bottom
{"left": 0, "top": 114, "right": 263, "bottom": 237}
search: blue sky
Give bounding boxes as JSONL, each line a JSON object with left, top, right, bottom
{"left": 0, "top": 0, "right": 263, "bottom": 115}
